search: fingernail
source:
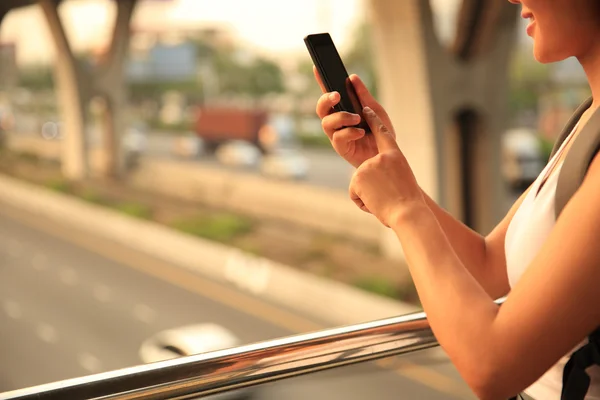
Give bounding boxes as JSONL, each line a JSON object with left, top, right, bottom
{"left": 329, "top": 92, "right": 338, "bottom": 101}
{"left": 363, "top": 106, "right": 373, "bottom": 114}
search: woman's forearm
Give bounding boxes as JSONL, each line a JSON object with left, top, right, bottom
{"left": 390, "top": 202, "right": 500, "bottom": 395}
{"left": 420, "top": 189, "right": 506, "bottom": 298}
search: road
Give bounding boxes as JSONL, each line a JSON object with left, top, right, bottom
{"left": 144, "top": 133, "right": 353, "bottom": 191}
{"left": 0, "top": 205, "right": 476, "bottom": 399}
{"left": 144, "top": 134, "right": 525, "bottom": 209}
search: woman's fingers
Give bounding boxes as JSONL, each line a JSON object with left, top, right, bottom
{"left": 313, "top": 66, "right": 327, "bottom": 93}
{"left": 316, "top": 91, "right": 340, "bottom": 119}
{"left": 321, "top": 112, "right": 361, "bottom": 138}
{"left": 349, "top": 74, "right": 393, "bottom": 127}
{"left": 331, "top": 128, "right": 365, "bottom": 152}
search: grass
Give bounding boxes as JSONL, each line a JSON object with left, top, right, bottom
{"left": 148, "top": 119, "right": 193, "bottom": 133}
{"left": 238, "top": 242, "right": 263, "bottom": 257}
{"left": 538, "top": 135, "right": 554, "bottom": 162}
{"left": 298, "top": 132, "right": 331, "bottom": 148}
{"left": 353, "top": 276, "right": 399, "bottom": 300}
{"left": 171, "top": 213, "right": 254, "bottom": 243}
{"left": 78, "top": 189, "right": 107, "bottom": 205}
{"left": 45, "top": 178, "right": 71, "bottom": 193}
{"left": 112, "top": 201, "right": 153, "bottom": 220}
{"left": 15, "top": 151, "right": 41, "bottom": 164}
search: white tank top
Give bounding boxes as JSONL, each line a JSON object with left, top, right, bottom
{"left": 505, "top": 124, "right": 600, "bottom": 399}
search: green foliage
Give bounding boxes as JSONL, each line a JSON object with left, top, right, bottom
{"left": 147, "top": 118, "right": 193, "bottom": 133}
{"left": 14, "top": 151, "right": 40, "bottom": 164}
{"left": 354, "top": 276, "right": 420, "bottom": 304}
{"left": 238, "top": 242, "right": 263, "bottom": 256}
{"left": 171, "top": 213, "right": 254, "bottom": 243}
{"left": 212, "top": 49, "right": 285, "bottom": 96}
{"left": 78, "top": 189, "right": 107, "bottom": 205}
{"left": 45, "top": 178, "right": 70, "bottom": 193}
{"left": 508, "top": 50, "right": 551, "bottom": 115}
{"left": 298, "top": 133, "right": 331, "bottom": 148}
{"left": 538, "top": 135, "right": 555, "bottom": 162}
{"left": 353, "top": 276, "right": 398, "bottom": 299}
{"left": 18, "top": 65, "right": 54, "bottom": 90}
{"left": 113, "top": 202, "right": 153, "bottom": 220}
{"left": 296, "top": 22, "right": 379, "bottom": 98}
{"left": 128, "top": 37, "right": 285, "bottom": 102}
{"left": 344, "top": 22, "right": 379, "bottom": 98}
{"left": 129, "top": 80, "right": 203, "bottom": 103}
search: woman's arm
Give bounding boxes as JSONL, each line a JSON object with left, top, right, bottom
{"left": 390, "top": 155, "right": 600, "bottom": 400}
{"left": 351, "top": 107, "right": 600, "bottom": 399}
{"left": 314, "top": 72, "right": 518, "bottom": 300}
{"left": 420, "top": 187, "right": 530, "bottom": 300}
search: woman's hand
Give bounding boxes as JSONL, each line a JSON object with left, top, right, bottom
{"left": 314, "top": 67, "right": 395, "bottom": 168}
{"left": 349, "top": 106, "right": 425, "bottom": 228}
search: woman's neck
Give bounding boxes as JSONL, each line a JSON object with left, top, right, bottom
{"left": 579, "top": 44, "right": 600, "bottom": 110}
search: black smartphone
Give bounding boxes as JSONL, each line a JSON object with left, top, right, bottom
{"left": 304, "top": 32, "right": 371, "bottom": 133}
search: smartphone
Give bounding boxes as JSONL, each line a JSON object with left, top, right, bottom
{"left": 304, "top": 32, "right": 371, "bottom": 133}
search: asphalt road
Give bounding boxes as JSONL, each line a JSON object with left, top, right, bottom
{"left": 144, "top": 133, "right": 353, "bottom": 191}
{"left": 144, "top": 134, "right": 525, "bottom": 209}
{"left": 0, "top": 206, "right": 476, "bottom": 400}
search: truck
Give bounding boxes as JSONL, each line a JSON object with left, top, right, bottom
{"left": 194, "top": 106, "right": 270, "bottom": 154}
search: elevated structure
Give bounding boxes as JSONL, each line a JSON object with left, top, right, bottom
{"left": 368, "top": 0, "right": 518, "bottom": 259}
{"left": 2, "top": 0, "right": 137, "bottom": 180}
{"left": 1, "top": 0, "right": 519, "bottom": 255}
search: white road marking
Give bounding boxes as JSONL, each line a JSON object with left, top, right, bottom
{"left": 133, "top": 304, "right": 156, "bottom": 324}
{"left": 78, "top": 353, "right": 102, "bottom": 373}
{"left": 59, "top": 268, "right": 77, "bottom": 286}
{"left": 93, "top": 284, "right": 111, "bottom": 303}
{"left": 36, "top": 323, "right": 58, "bottom": 344}
{"left": 31, "top": 253, "right": 48, "bottom": 271}
{"left": 3, "top": 300, "right": 22, "bottom": 319}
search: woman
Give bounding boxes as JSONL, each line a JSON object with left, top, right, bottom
{"left": 313, "top": 0, "right": 600, "bottom": 399}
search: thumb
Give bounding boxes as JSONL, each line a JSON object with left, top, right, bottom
{"left": 362, "top": 106, "right": 398, "bottom": 152}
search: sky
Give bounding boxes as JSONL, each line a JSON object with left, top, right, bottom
{"left": 0, "top": 0, "right": 460, "bottom": 66}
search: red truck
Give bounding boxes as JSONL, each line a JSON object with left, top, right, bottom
{"left": 194, "top": 107, "right": 271, "bottom": 154}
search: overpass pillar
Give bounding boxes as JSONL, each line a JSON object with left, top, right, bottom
{"left": 93, "top": 0, "right": 137, "bottom": 179}
{"left": 39, "top": 0, "right": 137, "bottom": 181}
{"left": 40, "top": 0, "right": 89, "bottom": 181}
{"left": 367, "top": 0, "right": 518, "bottom": 260}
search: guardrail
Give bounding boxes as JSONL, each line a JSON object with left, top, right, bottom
{"left": 0, "top": 299, "right": 505, "bottom": 400}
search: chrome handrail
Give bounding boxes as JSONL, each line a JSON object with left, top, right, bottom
{"left": 0, "top": 298, "right": 505, "bottom": 400}
{"left": 1, "top": 311, "right": 432, "bottom": 400}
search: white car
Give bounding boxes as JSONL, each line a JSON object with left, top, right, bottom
{"left": 139, "top": 323, "right": 255, "bottom": 400}
{"left": 259, "top": 148, "right": 309, "bottom": 180}
{"left": 501, "top": 128, "right": 546, "bottom": 190}
{"left": 215, "top": 140, "right": 261, "bottom": 168}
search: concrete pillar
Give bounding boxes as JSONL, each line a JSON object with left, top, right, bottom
{"left": 40, "top": 0, "right": 89, "bottom": 181}
{"left": 0, "top": 8, "right": 8, "bottom": 25}
{"left": 93, "top": 0, "right": 137, "bottom": 179}
{"left": 367, "top": 0, "right": 518, "bottom": 260}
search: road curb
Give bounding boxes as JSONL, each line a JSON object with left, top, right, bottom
{"left": 0, "top": 174, "right": 420, "bottom": 326}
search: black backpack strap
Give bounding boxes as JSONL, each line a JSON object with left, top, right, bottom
{"left": 550, "top": 97, "right": 593, "bottom": 159}
{"left": 555, "top": 104, "right": 600, "bottom": 219}
{"left": 554, "top": 98, "right": 600, "bottom": 399}
{"left": 561, "top": 328, "right": 600, "bottom": 400}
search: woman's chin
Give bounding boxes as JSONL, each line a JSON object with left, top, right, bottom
{"left": 532, "top": 45, "right": 567, "bottom": 64}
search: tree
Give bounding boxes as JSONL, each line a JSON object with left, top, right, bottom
{"left": 18, "top": 65, "right": 54, "bottom": 91}
{"left": 294, "top": 22, "right": 379, "bottom": 99}
{"left": 193, "top": 37, "right": 284, "bottom": 99}
{"left": 344, "top": 22, "right": 378, "bottom": 98}
{"left": 508, "top": 49, "right": 551, "bottom": 116}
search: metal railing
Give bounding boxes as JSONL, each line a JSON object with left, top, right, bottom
{"left": 0, "top": 299, "right": 505, "bottom": 400}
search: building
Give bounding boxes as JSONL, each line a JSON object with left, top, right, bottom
{"left": 0, "top": 42, "right": 17, "bottom": 90}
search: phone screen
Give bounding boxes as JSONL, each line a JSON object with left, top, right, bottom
{"left": 305, "top": 33, "right": 370, "bottom": 132}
